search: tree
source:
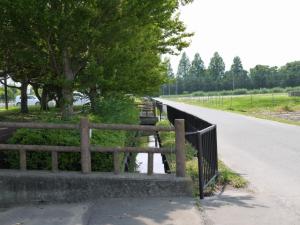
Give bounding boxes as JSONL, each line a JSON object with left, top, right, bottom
{"left": 176, "top": 52, "right": 190, "bottom": 93}
{"left": 279, "top": 61, "right": 300, "bottom": 87}
{"left": 249, "top": 65, "right": 278, "bottom": 89}
{"left": 187, "top": 53, "right": 205, "bottom": 91}
{"left": 223, "top": 56, "right": 250, "bottom": 90}
{"left": 207, "top": 52, "right": 225, "bottom": 90}
{"left": 177, "top": 52, "right": 191, "bottom": 78}
{"left": 1, "top": 0, "right": 193, "bottom": 118}
{"left": 162, "top": 58, "right": 175, "bottom": 95}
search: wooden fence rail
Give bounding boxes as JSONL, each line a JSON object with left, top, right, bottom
{"left": 0, "top": 118, "right": 185, "bottom": 176}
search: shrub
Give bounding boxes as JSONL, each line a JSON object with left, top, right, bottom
{"left": 259, "top": 88, "right": 269, "bottom": 94}
{"left": 2, "top": 96, "right": 140, "bottom": 172}
{"left": 271, "top": 87, "right": 284, "bottom": 93}
{"left": 248, "top": 89, "right": 259, "bottom": 94}
{"left": 192, "top": 91, "right": 205, "bottom": 97}
{"left": 232, "top": 89, "right": 247, "bottom": 95}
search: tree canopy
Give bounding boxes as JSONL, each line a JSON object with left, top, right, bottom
{"left": 165, "top": 52, "right": 300, "bottom": 95}
{"left": 0, "top": 0, "right": 193, "bottom": 118}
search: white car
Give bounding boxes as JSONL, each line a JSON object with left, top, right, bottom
{"left": 73, "top": 92, "right": 90, "bottom": 106}
{"left": 15, "top": 95, "right": 40, "bottom": 106}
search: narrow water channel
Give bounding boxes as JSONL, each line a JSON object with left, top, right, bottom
{"left": 136, "top": 135, "right": 165, "bottom": 174}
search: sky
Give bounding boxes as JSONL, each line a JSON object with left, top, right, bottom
{"left": 169, "top": 0, "right": 300, "bottom": 73}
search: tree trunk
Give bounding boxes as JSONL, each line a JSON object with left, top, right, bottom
{"left": 89, "top": 87, "right": 98, "bottom": 113}
{"left": 41, "top": 88, "right": 49, "bottom": 111}
{"left": 61, "top": 50, "right": 74, "bottom": 120}
{"left": 55, "top": 88, "right": 63, "bottom": 109}
{"left": 32, "top": 83, "right": 41, "bottom": 102}
{"left": 4, "top": 75, "right": 8, "bottom": 110}
{"left": 20, "top": 81, "right": 28, "bottom": 113}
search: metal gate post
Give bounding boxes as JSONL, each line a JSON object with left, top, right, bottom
{"left": 197, "top": 132, "right": 205, "bottom": 199}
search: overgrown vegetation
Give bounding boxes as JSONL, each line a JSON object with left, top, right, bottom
{"left": 163, "top": 86, "right": 300, "bottom": 97}
{"left": 157, "top": 119, "right": 248, "bottom": 196}
{"left": 0, "top": 97, "right": 139, "bottom": 172}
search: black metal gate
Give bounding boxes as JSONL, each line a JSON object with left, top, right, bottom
{"left": 156, "top": 103, "right": 218, "bottom": 199}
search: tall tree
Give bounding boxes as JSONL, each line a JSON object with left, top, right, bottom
{"left": 176, "top": 52, "right": 190, "bottom": 93}
{"left": 187, "top": 53, "right": 205, "bottom": 91}
{"left": 249, "top": 65, "right": 277, "bottom": 88}
{"left": 224, "top": 56, "right": 250, "bottom": 89}
{"left": 279, "top": 61, "right": 300, "bottom": 87}
{"left": 207, "top": 52, "right": 225, "bottom": 90}
{"left": 1, "top": 0, "right": 193, "bottom": 118}
{"left": 177, "top": 52, "right": 191, "bottom": 78}
{"left": 164, "top": 58, "right": 175, "bottom": 95}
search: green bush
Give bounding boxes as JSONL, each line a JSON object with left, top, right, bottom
{"left": 192, "top": 91, "right": 205, "bottom": 97}
{"left": 2, "top": 96, "right": 140, "bottom": 172}
{"left": 259, "top": 88, "right": 269, "bottom": 94}
{"left": 248, "top": 89, "right": 260, "bottom": 94}
{"left": 271, "top": 87, "right": 284, "bottom": 93}
{"left": 232, "top": 89, "right": 247, "bottom": 95}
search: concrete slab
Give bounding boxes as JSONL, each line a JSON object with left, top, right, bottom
{"left": 0, "top": 170, "right": 192, "bottom": 205}
{"left": 0, "top": 197, "right": 204, "bottom": 225}
{"left": 0, "top": 203, "right": 91, "bottom": 225}
{"left": 202, "top": 187, "right": 300, "bottom": 225}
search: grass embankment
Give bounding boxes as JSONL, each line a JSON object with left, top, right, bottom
{"left": 162, "top": 86, "right": 300, "bottom": 98}
{"left": 157, "top": 120, "right": 247, "bottom": 196}
{"left": 0, "top": 97, "right": 140, "bottom": 172}
{"left": 168, "top": 93, "right": 300, "bottom": 126}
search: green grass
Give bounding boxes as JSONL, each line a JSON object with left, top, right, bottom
{"left": 218, "top": 161, "right": 248, "bottom": 188}
{"left": 168, "top": 93, "right": 300, "bottom": 126}
{"left": 157, "top": 119, "right": 247, "bottom": 196}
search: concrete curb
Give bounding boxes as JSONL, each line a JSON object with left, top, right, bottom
{"left": 0, "top": 170, "right": 193, "bottom": 206}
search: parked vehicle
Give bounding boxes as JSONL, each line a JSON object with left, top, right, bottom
{"left": 73, "top": 92, "right": 90, "bottom": 106}
{"left": 15, "top": 95, "right": 56, "bottom": 107}
{"left": 15, "top": 95, "right": 40, "bottom": 106}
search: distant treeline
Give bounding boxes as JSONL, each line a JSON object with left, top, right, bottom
{"left": 162, "top": 52, "right": 300, "bottom": 95}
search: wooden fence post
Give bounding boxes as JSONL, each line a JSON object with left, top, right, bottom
{"left": 52, "top": 151, "right": 58, "bottom": 172}
{"left": 113, "top": 151, "right": 120, "bottom": 175}
{"left": 80, "top": 117, "right": 91, "bottom": 173}
{"left": 152, "top": 101, "right": 157, "bottom": 117}
{"left": 175, "top": 119, "right": 186, "bottom": 177}
{"left": 147, "top": 152, "right": 154, "bottom": 175}
{"left": 20, "top": 149, "right": 26, "bottom": 171}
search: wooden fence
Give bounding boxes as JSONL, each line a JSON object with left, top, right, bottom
{"left": 0, "top": 118, "right": 186, "bottom": 177}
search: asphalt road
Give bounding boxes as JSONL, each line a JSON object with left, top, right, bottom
{"left": 157, "top": 98, "right": 300, "bottom": 225}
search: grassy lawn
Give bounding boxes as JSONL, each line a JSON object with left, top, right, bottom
{"left": 167, "top": 93, "right": 300, "bottom": 126}
{"left": 157, "top": 119, "right": 248, "bottom": 197}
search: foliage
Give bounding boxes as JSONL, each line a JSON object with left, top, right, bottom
{"left": 218, "top": 161, "right": 248, "bottom": 188}
{"left": 163, "top": 52, "right": 300, "bottom": 95}
{"left": 0, "top": 87, "right": 18, "bottom": 101}
{"left": 1, "top": 97, "right": 139, "bottom": 171}
{"left": 0, "top": 0, "right": 193, "bottom": 118}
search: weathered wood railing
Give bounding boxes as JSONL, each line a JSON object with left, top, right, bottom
{"left": 0, "top": 118, "right": 186, "bottom": 177}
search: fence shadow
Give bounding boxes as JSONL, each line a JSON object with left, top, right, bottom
{"left": 84, "top": 197, "right": 202, "bottom": 225}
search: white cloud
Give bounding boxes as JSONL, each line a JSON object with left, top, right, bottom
{"left": 170, "top": 0, "right": 300, "bottom": 72}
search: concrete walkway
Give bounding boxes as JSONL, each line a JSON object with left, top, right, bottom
{"left": 156, "top": 98, "right": 300, "bottom": 225}
{"left": 0, "top": 198, "right": 205, "bottom": 225}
